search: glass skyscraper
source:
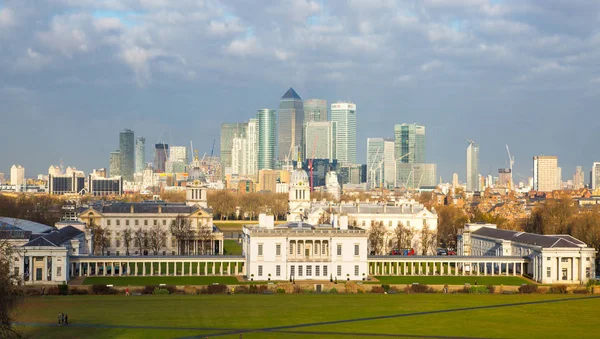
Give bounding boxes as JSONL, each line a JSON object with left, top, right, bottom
{"left": 135, "top": 136, "right": 145, "bottom": 173}
{"left": 220, "top": 122, "right": 248, "bottom": 176}
{"left": 394, "top": 124, "right": 425, "bottom": 164}
{"left": 331, "top": 102, "right": 356, "bottom": 165}
{"left": 466, "top": 140, "right": 479, "bottom": 192}
{"left": 154, "top": 143, "right": 169, "bottom": 173}
{"left": 278, "top": 88, "right": 304, "bottom": 161}
{"left": 257, "top": 109, "right": 276, "bottom": 170}
{"left": 109, "top": 150, "right": 120, "bottom": 177}
{"left": 304, "top": 99, "right": 327, "bottom": 122}
{"left": 119, "top": 129, "right": 135, "bottom": 181}
{"left": 305, "top": 121, "right": 333, "bottom": 160}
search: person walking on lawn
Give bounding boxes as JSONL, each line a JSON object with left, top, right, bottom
{"left": 57, "top": 313, "right": 62, "bottom": 326}
{"left": 126, "top": 287, "right": 130, "bottom": 296}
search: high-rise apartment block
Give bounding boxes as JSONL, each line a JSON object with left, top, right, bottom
{"left": 119, "top": 129, "right": 135, "bottom": 181}
{"left": 533, "top": 156, "right": 559, "bottom": 192}
{"left": 304, "top": 99, "right": 327, "bottom": 122}
{"left": 109, "top": 150, "right": 120, "bottom": 177}
{"left": 305, "top": 121, "right": 334, "bottom": 160}
{"left": 10, "top": 165, "right": 25, "bottom": 186}
{"left": 331, "top": 102, "right": 356, "bottom": 165}
{"left": 573, "top": 166, "right": 584, "bottom": 189}
{"left": 278, "top": 88, "right": 304, "bottom": 161}
{"left": 246, "top": 118, "right": 258, "bottom": 176}
{"left": 591, "top": 163, "right": 600, "bottom": 190}
{"left": 394, "top": 124, "right": 425, "bottom": 163}
{"left": 466, "top": 141, "right": 479, "bottom": 192}
{"left": 135, "top": 137, "right": 145, "bottom": 173}
{"left": 257, "top": 109, "right": 276, "bottom": 171}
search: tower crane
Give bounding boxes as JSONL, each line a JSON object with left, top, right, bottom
{"left": 208, "top": 139, "right": 215, "bottom": 180}
{"left": 506, "top": 144, "right": 514, "bottom": 190}
{"left": 308, "top": 134, "right": 319, "bottom": 191}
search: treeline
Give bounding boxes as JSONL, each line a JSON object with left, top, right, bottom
{"left": 0, "top": 194, "right": 62, "bottom": 226}
{"left": 207, "top": 191, "right": 289, "bottom": 220}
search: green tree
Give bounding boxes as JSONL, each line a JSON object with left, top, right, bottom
{"left": 0, "top": 238, "right": 23, "bottom": 338}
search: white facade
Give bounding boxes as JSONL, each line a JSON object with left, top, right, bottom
{"left": 11, "top": 164, "right": 25, "bottom": 186}
{"left": 533, "top": 156, "right": 559, "bottom": 192}
{"left": 466, "top": 141, "right": 479, "bottom": 192}
{"left": 591, "top": 162, "right": 600, "bottom": 189}
{"left": 231, "top": 134, "right": 247, "bottom": 176}
{"left": 287, "top": 167, "right": 311, "bottom": 221}
{"left": 246, "top": 118, "right": 258, "bottom": 176}
{"left": 383, "top": 139, "right": 395, "bottom": 188}
{"left": 331, "top": 102, "right": 356, "bottom": 165}
{"left": 243, "top": 215, "right": 368, "bottom": 281}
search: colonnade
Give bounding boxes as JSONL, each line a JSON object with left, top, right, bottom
{"left": 368, "top": 258, "right": 526, "bottom": 277}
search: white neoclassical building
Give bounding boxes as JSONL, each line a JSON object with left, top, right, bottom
{"left": 458, "top": 223, "right": 597, "bottom": 284}
{"left": 243, "top": 214, "right": 368, "bottom": 281}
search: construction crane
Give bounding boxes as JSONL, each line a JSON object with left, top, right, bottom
{"left": 308, "top": 134, "right": 319, "bottom": 191}
{"left": 505, "top": 145, "right": 514, "bottom": 190}
{"left": 368, "top": 147, "right": 382, "bottom": 190}
{"left": 207, "top": 139, "right": 215, "bottom": 180}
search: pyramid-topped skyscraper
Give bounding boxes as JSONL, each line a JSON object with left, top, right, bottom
{"left": 278, "top": 87, "right": 305, "bottom": 163}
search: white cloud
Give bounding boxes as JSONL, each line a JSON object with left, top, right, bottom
{"left": 37, "top": 13, "right": 91, "bottom": 57}
{"left": 120, "top": 46, "right": 164, "bottom": 85}
{"left": 225, "top": 37, "right": 260, "bottom": 57}
{"left": 420, "top": 60, "right": 442, "bottom": 72}
{"left": 0, "top": 7, "right": 15, "bottom": 27}
{"left": 93, "top": 17, "right": 124, "bottom": 32}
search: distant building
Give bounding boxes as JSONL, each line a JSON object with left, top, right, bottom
{"left": 154, "top": 143, "right": 169, "bottom": 173}
{"left": 109, "top": 150, "right": 120, "bottom": 177}
{"left": 88, "top": 175, "right": 123, "bottom": 196}
{"left": 573, "top": 166, "right": 584, "bottom": 189}
{"left": 498, "top": 168, "right": 511, "bottom": 188}
{"left": 258, "top": 169, "right": 278, "bottom": 192}
{"left": 221, "top": 122, "right": 248, "bottom": 176}
{"left": 10, "top": 164, "right": 25, "bottom": 186}
{"left": 305, "top": 121, "right": 334, "bottom": 160}
{"left": 257, "top": 109, "right": 276, "bottom": 170}
{"left": 48, "top": 165, "right": 61, "bottom": 176}
{"left": 533, "top": 156, "right": 558, "bottom": 192}
{"left": 119, "top": 129, "right": 135, "bottom": 181}
{"left": 304, "top": 99, "right": 327, "bottom": 122}
{"left": 331, "top": 102, "right": 356, "bottom": 165}
{"left": 452, "top": 173, "right": 459, "bottom": 188}
{"left": 394, "top": 123, "right": 425, "bottom": 164}
{"left": 166, "top": 146, "right": 188, "bottom": 174}
{"left": 92, "top": 168, "right": 107, "bottom": 178}
{"left": 237, "top": 180, "right": 255, "bottom": 194}
{"left": 49, "top": 172, "right": 85, "bottom": 195}
{"left": 135, "top": 137, "right": 146, "bottom": 173}
{"left": 591, "top": 163, "right": 600, "bottom": 189}
{"left": 366, "top": 138, "right": 385, "bottom": 189}
{"left": 278, "top": 88, "right": 304, "bottom": 161}
{"left": 466, "top": 141, "right": 479, "bottom": 192}
{"left": 0, "top": 172, "right": 5, "bottom": 184}
{"left": 396, "top": 163, "right": 437, "bottom": 189}
{"left": 339, "top": 164, "right": 364, "bottom": 185}
{"left": 383, "top": 138, "right": 395, "bottom": 188}
{"left": 246, "top": 118, "right": 258, "bottom": 176}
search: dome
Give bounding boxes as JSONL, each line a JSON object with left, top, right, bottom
{"left": 291, "top": 168, "right": 309, "bottom": 186}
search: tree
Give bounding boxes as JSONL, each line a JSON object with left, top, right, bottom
{"left": 394, "top": 222, "right": 413, "bottom": 249}
{"left": 148, "top": 225, "right": 167, "bottom": 255}
{"left": 89, "top": 219, "right": 110, "bottom": 256}
{"left": 133, "top": 228, "right": 148, "bottom": 255}
{"left": 122, "top": 228, "right": 133, "bottom": 255}
{"left": 421, "top": 226, "right": 437, "bottom": 255}
{"left": 368, "top": 221, "right": 387, "bottom": 255}
{"left": 197, "top": 226, "right": 214, "bottom": 255}
{"left": 207, "top": 190, "right": 237, "bottom": 220}
{"left": 436, "top": 205, "right": 468, "bottom": 249}
{"left": 569, "top": 208, "right": 600, "bottom": 252}
{"left": 170, "top": 215, "right": 192, "bottom": 255}
{"left": 525, "top": 198, "right": 575, "bottom": 235}
{"left": 1, "top": 238, "right": 23, "bottom": 338}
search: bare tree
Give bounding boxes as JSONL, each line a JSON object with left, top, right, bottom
{"left": 420, "top": 226, "right": 437, "bottom": 255}
{"left": 122, "top": 228, "right": 133, "bottom": 255}
{"left": 394, "top": 222, "right": 414, "bottom": 249}
{"left": 368, "top": 221, "right": 387, "bottom": 255}
{"left": 170, "top": 215, "right": 192, "bottom": 255}
{"left": 1, "top": 238, "right": 23, "bottom": 338}
{"left": 197, "top": 226, "right": 214, "bottom": 255}
{"left": 89, "top": 219, "right": 110, "bottom": 256}
{"left": 148, "top": 225, "right": 167, "bottom": 255}
{"left": 133, "top": 228, "right": 147, "bottom": 255}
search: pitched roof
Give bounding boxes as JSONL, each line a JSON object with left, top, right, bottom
{"left": 281, "top": 87, "right": 301, "bottom": 100}
{"left": 23, "top": 226, "right": 83, "bottom": 247}
{"left": 472, "top": 227, "right": 585, "bottom": 248}
{"left": 87, "top": 202, "right": 202, "bottom": 215}
{"left": 0, "top": 217, "right": 53, "bottom": 234}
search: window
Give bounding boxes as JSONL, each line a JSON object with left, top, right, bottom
{"left": 258, "top": 265, "right": 263, "bottom": 276}
{"left": 323, "top": 265, "right": 328, "bottom": 276}
{"left": 314, "top": 244, "right": 319, "bottom": 255}
{"left": 116, "top": 220, "right": 120, "bottom": 226}
{"left": 276, "top": 265, "right": 281, "bottom": 277}
{"left": 547, "top": 267, "right": 551, "bottom": 278}
{"left": 171, "top": 239, "right": 176, "bottom": 247}
{"left": 337, "top": 265, "right": 342, "bottom": 276}
{"left": 116, "top": 240, "right": 121, "bottom": 247}
{"left": 586, "top": 257, "right": 590, "bottom": 261}
{"left": 144, "top": 220, "right": 148, "bottom": 226}
{"left": 258, "top": 244, "right": 263, "bottom": 256}
{"left": 116, "top": 251, "right": 120, "bottom": 256}
{"left": 290, "top": 243, "right": 294, "bottom": 255}
{"left": 162, "top": 220, "right": 166, "bottom": 226}
{"left": 423, "top": 219, "right": 427, "bottom": 226}
{"left": 153, "top": 220, "right": 157, "bottom": 226}
{"left": 135, "top": 220, "right": 139, "bottom": 226}
{"left": 354, "top": 265, "right": 359, "bottom": 276}
{"left": 276, "top": 244, "right": 281, "bottom": 256}
{"left": 586, "top": 267, "right": 591, "bottom": 278}
{"left": 322, "top": 243, "right": 326, "bottom": 255}
{"left": 547, "top": 257, "right": 551, "bottom": 261}
{"left": 298, "top": 265, "right": 303, "bottom": 276}
{"left": 107, "top": 220, "right": 111, "bottom": 226}
{"left": 125, "top": 220, "right": 129, "bottom": 226}
{"left": 57, "top": 267, "right": 62, "bottom": 277}
{"left": 297, "top": 243, "right": 301, "bottom": 255}
{"left": 14, "top": 267, "right": 19, "bottom": 277}
{"left": 406, "top": 221, "right": 410, "bottom": 227}
{"left": 172, "top": 251, "right": 175, "bottom": 255}
{"left": 316, "top": 265, "right": 320, "bottom": 277}
{"left": 561, "top": 258, "right": 569, "bottom": 263}
{"left": 135, "top": 251, "right": 139, "bottom": 255}
{"left": 354, "top": 244, "right": 359, "bottom": 256}
{"left": 388, "top": 220, "right": 392, "bottom": 227}
{"left": 107, "top": 251, "right": 111, "bottom": 256}
{"left": 337, "top": 244, "right": 342, "bottom": 256}
{"left": 307, "top": 265, "right": 312, "bottom": 276}
{"left": 290, "top": 265, "right": 295, "bottom": 277}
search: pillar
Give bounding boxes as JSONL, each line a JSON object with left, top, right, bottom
{"left": 220, "top": 262, "right": 223, "bottom": 275}
{"left": 143, "top": 262, "right": 146, "bottom": 276}
{"left": 103, "top": 262, "right": 106, "bottom": 276}
{"left": 425, "top": 262, "right": 429, "bottom": 275}
{"left": 158, "top": 262, "right": 162, "bottom": 275}
{"left": 505, "top": 262, "right": 509, "bottom": 276}
{"left": 204, "top": 262, "right": 208, "bottom": 275}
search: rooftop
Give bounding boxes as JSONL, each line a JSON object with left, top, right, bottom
{"left": 472, "top": 227, "right": 588, "bottom": 249}
{"left": 281, "top": 87, "right": 301, "bottom": 100}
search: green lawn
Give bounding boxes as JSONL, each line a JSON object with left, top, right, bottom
{"left": 82, "top": 276, "right": 240, "bottom": 286}
{"left": 373, "top": 275, "right": 531, "bottom": 286}
{"left": 223, "top": 239, "right": 243, "bottom": 255}
{"left": 14, "top": 294, "right": 600, "bottom": 339}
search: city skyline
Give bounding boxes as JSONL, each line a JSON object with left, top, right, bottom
{"left": 2, "top": 2, "right": 600, "bottom": 182}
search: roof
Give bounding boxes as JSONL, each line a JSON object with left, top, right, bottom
{"left": 472, "top": 227, "right": 586, "bottom": 249}
{"left": 281, "top": 87, "right": 301, "bottom": 100}
{"left": 23, "top": 226, "right": 83, "bottom": 247}
{"left": 86, "top": 202, "right": 205, "bottom": 215}
{"left": 0, "top": 217, "right": 53, "bottom": 234}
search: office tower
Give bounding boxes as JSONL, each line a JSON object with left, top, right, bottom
{"left": 278, "top": 88, "right": 304, "bottom": 161}
{"left": 221, "top": 122, "right": 248, "bottom": 175}
{"left": 591, "top": 163, "right": 600, "bottom": 190}
{"left": 154, "top": 143, "right": 169, "bottom": 173}
{"left": 88, "top": 175, "right": 123, "bottom": 196}
{"left": 466, "top": 140, "right": 479, "bottom": 192}
{"left": 304, "top": 99, "right": 327, "bottom": 122}
{"left": 49, "top": 172, "right": 85, "bottom": 195}
{"left": 10, "top": 165, "right": 25, "bottom": 186}
{"left": 119, "top": 129, "right": 135, "bottom": 181}
{"left": 367, "top": 138, "right": 385, "bottom": 189}
{"left": 394, "top": 123, "right": 425, "bottom": 163}
{"left": 135, "top": 137, "right": 145, "bottom": 173}
{"left": 109, "top": 150, "right": 120, "bottom": 177}
{"left": 165, "top": 146, "right": 188, "bottom": 173}
{"left": 452, "top": 173, "right": 459, "bottom": 187}
{"left": 231, "top": 134, "right": 247, "bottom": 176}
{"left": 0, "top": 173, "right": 5, "bottom": 184}
{"left": 246, "top": 118, "right": 258, "bottom": 176}
{"left": 257, "top": 109, "right": 276, "bottom": 170}
{"left": 305, "top": 121, "right": 334, "bottom": 160}
{"left": 533, "top": 156, "right": 559, "bottom": 192}
{"left": 498, "top": 168, "right": 511, "bottom": 188}
{"left": 557, "top": 167, "right": 562, "bottom": 189}
{"left": 396, "top": 163, "right": 437, "bottom": 189}
{"left": 573, "top": 166, "right": 584, "bottom": 189}
{"left": 331, "top": 102, "right": 357, "bottom": 165}
{"left": 383, "top": 138, "right": 395, "bottom": 188}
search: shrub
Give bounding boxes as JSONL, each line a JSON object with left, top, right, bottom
{"left": 143, "top": 285, "right": 158, "bottom": 295}
{"left": 329, "top": 288, "right": 338, "bottom": 294}
{"left": 468, "top": 286, "right": 490, "bottom": 294}
{"left": 276, "top": 288, "right": 286, "bottom": 294}
{"left": 486, "top": 285, "right": 495, "bottom": 294}
{"left": 183, "top": 286, "right": 198, "bottom": 295}
{"left": 573, "top": 288, "right": 588, "bottom": 294}
{"left": 405, "top": 284, "right": 434, "bottom": 293}
{"left": 164, "top": 285, "right": 177, "bottom": 294}
{"left": 381, "top": 284, "right": 390, "bottom": 292}
{"left": 45, "top": 286, "right": 60, "bottom": 295}
{"left": 548, "top": 285, "right": 568, "bottom": 294}
{"left": 91, "top": 284, "right": 117, "bottom": 295}
{"left": 58, "top": 284, "right": 69, "bottom": 296}
{"left": 202, "top": 284, "right": 228, "bottom": 294}
{"left": 293, "top": 285, "right": 303, "bottom": 294}
{"left": 370, "top": 286, "right": 385, "bottom": 294}
{"left": 69, "top": 288, "right": 89, "bottom": 295}
{"left": 234, "top": 285, "right": 249, "bottom": 294}
{"left": 152, "top": 287, "right": 170, "bottom": 295}
{"left": 518, "top": 284, "right": 538, "bottom": 294}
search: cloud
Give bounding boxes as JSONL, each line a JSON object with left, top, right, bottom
{"left": 420, "top": 60, "right": 442, "bottom": 72}
{"left": 0, "top": 7, "right": 16, "bottom": 27}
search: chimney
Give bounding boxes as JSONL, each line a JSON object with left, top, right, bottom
{"left": 339, "top": 215, "right": 348, "bottom": 230}
{"left": 266, "top": 214, "right": 274, "bottom": 229}
{"left": 158, "top": 205, "right": 162, "bottom": 214}
{"left": 130, "top": 205, "right": 134, "bottom": 213}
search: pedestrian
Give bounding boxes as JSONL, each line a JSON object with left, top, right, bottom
{"left": 126, "top": 287, "right": 130, "bottom": 296}
{"left": 61, "top": 313, "right": 65, "bottom": 326}
{"left": 42, "top": 287, "right": 45, "bottom": 297}
{"left": 65, "top": 314, "right": 68, "bottom": 325}
{"left": 57, "top": 313, "right": 62, "bottom": 326}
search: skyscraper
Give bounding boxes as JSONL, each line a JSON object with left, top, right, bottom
{"left": 533, "top": 155, "right": 558, "bottom": 192}
{"left": 278, "top": 88, "right": 304, "bottom": 161}
{"left": 119, "top": 129, "right": 135, "bottom": 181}
{"left": 331, "top": 102, "right": 356, "bottom": 165}
{"left": 257, "top": 109, "right": 276, "bottom": 170}
{"left": 109, "top": 150, "right": 120, "bottom": 177}
{"left": 135, "top": 137, "right": 146, "bottom": 173}
{"left": 383, "top": 138, "right": 395, "bottom": 188}
{"left": 154, "top": 143, "right": 169, "bottom": 173}
{"left": 221, "top": 123, "right": 248, "bottom": 175}
{"left": 573, "top": 166, "right": 584, "bottom": 189}
{"left": 396, "top": 163, "right": 437, "bottom": 189}
{"left": 305, "top": 121, "right": 334, "bottom": 160}
{"left": 394, "top": 124, "right": 425, "bottom": 163}
{"left": 591, "top": 163, "right": 600, "bottom": 189}
{"left": 10, "top": 165, "right": 25, "bottom": 186}
{"left": 466, "top": 140, "right": 479, "bottom": 192}
{"left": 246, "top": 118, "right": 258, "bottom": 176}
{"left": 166, "top": 146, "right": 188, "bottom": 173}
{"left": 366, "top": 138, "right": 384, "bottom": 189}
{"left": 452, "top": 173, "right": 459, "bottom": 188}
{"left": 304, "top": 99, "right": 327, "bottom": 122}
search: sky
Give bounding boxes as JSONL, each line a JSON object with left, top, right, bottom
{"left": 1, "top": 0, "right": 600, "bottom": 184}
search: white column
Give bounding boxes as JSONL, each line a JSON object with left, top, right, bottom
{"left": 204, "top": 262, "right": 208, "bottom": 275}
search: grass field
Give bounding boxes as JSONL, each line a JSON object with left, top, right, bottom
{"left": 14, "top": 294, "right": 600, "bottom": 338}
{"left": 223, "top": 239, "right": 242, "bottom": 255}
{"left": 82, "top": 276, "right": 242, "bottom": 286}
{"left": 374, "top": 275, "right": 531, "bottom": 286}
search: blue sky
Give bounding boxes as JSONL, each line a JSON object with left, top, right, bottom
{"left": 1, "top": 0, "right": 600, "bottom": 184}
